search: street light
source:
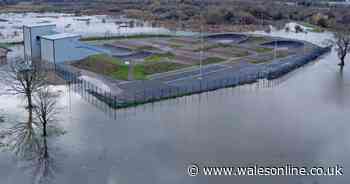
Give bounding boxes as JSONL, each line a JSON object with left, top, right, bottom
{"left": 198, "top": 1, "right": 204, "bottom": 80}
{"left": 274, "top": 40, "right": 277, "bottom": 60}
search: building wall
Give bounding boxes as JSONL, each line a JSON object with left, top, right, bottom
{"left": 54, "top": 37, "right": 99, "bottom": 63}
{"left": 40, "top": 38, "right": 54, "bottom": 63}
{"left": 23, "top": 25, "right": 56, "bottom": 61}
{"left": 23, "top": 27, "right": 32, "bottom": 61}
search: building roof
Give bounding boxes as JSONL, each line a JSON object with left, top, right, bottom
{"left": 24, "top": 23, "right": 56, "bottom": 28}
{"left": 41, "top": 33, "right": 81, "bottom": 40}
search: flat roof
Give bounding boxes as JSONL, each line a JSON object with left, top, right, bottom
{"left": 41, "top": 33, "right": 81, "bottom": 40}
{"left": 24, "top": 23, "right": 56, "bottom": 28}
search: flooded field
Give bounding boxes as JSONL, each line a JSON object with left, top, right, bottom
{"left": 0, "top": 17, "right": 349, "bottom": 184}
{"left": 0, "top": 13, "right": 193, "bottom": 43}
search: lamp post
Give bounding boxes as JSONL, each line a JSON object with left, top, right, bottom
{"left": 274, "top": 40, "right": 277, "bottom": 60}
{"left": 198, "top": 1, "right": 204, "bottom": 80}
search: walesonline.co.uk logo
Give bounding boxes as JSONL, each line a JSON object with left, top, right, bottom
{"left": 187, "top": 164, "right": 344, "bottom": 177}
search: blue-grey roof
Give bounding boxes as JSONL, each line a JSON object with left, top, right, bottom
{"left": 41, "top": 33, "right": 81, "bottom": 40}
{"left": 24, "top": 23, "right": 56, "bottom": 28}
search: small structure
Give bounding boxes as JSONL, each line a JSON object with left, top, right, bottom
{"left": 40, "top": 33, "right": 101, "bottom": 64}
{"left": 23, "top": 23, "right": 104, "bottom": 64}
{"left": 23, "top": 24, "right": 57, "bottom": 61}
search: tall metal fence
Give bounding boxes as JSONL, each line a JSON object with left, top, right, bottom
{"left": 55, "top": 46, "right": 331, "bottom": 109}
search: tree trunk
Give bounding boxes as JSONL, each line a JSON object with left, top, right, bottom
{"left": 339, "top": 57, "right": 345, "bottom": 68}
{"left": 43, "top": 136, "right": 48, "bottom": 158}
{"left": 27, "top": 94, "right": 33, "bottom": 130}
{"left": 43, "top": 121, "right": 47, "bottom": 137}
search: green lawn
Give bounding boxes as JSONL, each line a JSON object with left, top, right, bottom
{"left": 109, "top": 64, "right": 146, "bottom": 80}
{"left": 169, "top": 43, "right": 184, "bottom": 49}
{"left": 252, "top": 47, "right": 273, "bottom": 53}
{"left": 73, "top": 54, "right": 146, "bottom": 80}
{"left": 74, "top": 54, "right": 189, "bottom": 80}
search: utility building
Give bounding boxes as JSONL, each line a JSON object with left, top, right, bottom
{"left": 23, "top": 24, "right": 57, "bottom": 61}
{"left": 40, "top": 33, "right": 101, "bottom": 64}
{"left": 23, "top": 23, "right": 105, "bottom": 64}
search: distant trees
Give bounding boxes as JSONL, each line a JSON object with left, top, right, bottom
{"left": 205, "top": 8, "right": 225, "bottom": 25}
{"left": 310, "top": 13, "right": 332, "bottom": 28}
{"left": 204, "top": 8, "right": 258, "bottom": 25}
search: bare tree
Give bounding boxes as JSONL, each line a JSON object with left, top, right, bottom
{"left": 0, "top": 60, "right": 59, "bottom": 183}
{"left": 33, "top": 87, "right": 60, "bottom": 137}
{"left": 0, "top": 59, "right": 47, "bottom": 159}
{"left": 0, "top": 58, "right": 47, "bottom": 130}
{"left": 30, "top": 136, "right": 58, "bottom": 184}
{"left": 333, "top": 29, "right": 350, "bottom": 69}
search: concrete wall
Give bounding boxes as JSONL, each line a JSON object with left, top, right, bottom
{"left": 55, "top": 37, "right": 93, "bottom": 63}
{"left": 23, "top": 27, "right": 32, "bottom": 60}
{"left": 23, "top": 25, "right": 56, "bottom": 61}
{"left": 40, "top": 38, "right": 54, "bottom": 63}
{"left": 41, "top": 36, "right": 99, "bottom": 64}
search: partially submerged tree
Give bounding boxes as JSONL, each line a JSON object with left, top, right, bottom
{"left": 0, "top": 60, "right": 60, "bottom": 183}
{"left": 333, "top": 29, "right": 350, "bottom": 68}
{"left": 0, "top": 58, "right": 47, "bottom": 130}
{"left": 0, "top": 59, "right": 47, "bottom": 159}
{"left": 33, "top": 87, "right": 60, "bottom": 137}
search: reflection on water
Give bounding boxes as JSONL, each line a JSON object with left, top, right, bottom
{"left": 27, "top": 136, "right": 59, "bottom": 184}
{"left": 0, "top": 80, "right": 64, "bottom": 184}
{"left": 0, "top": 120, "right": 60, "bottom": 184}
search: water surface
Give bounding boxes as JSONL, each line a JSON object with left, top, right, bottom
{"left": 0, "top": 26, "right": 349, "bottom": 184}
{"left": 0, "top": 13, "right": 193, "bottom": 43}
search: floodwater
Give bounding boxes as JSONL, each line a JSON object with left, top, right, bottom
{"left": 0, "top": 13, "right": 193, "bottom": 43}
{"left": 1, "top": 26, "right": 350, "bottom": 184}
